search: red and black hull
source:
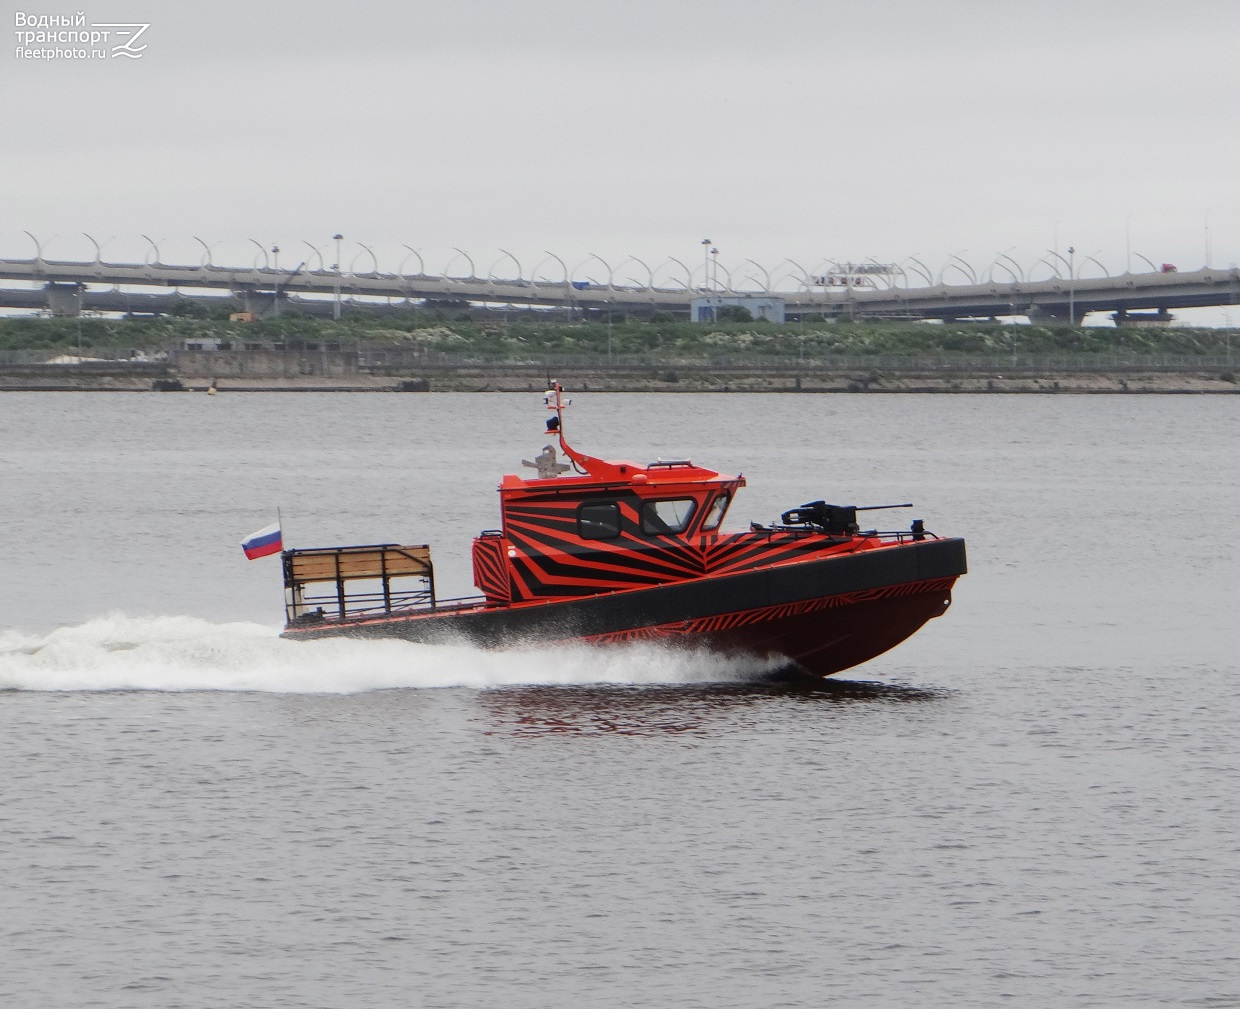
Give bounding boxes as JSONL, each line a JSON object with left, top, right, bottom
{"left": 283, "top": 537, "right": 966, "bottom": 678}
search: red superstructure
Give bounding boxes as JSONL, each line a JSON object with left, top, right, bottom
{"left": 282, "top": 383, "right": 966, "bottom": 677}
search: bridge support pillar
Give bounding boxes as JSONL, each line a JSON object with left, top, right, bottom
{"left": 45, "top": 282, "right": 83, "bottom": 317}
{"left": 234, "top": 286, "right": 282, "bottom": 319}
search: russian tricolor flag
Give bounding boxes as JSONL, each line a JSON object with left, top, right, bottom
{"left": 241, "top": 522, "right": 283, "bottom": 560}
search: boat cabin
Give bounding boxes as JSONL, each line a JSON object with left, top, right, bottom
{"left": 470, "top": 436, "right": 920, "bottom": 606}
{"left": 471, "top": 413, "right": 748, "bottom": 608}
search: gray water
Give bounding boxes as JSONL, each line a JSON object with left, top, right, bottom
{"left": 1, "top": 392, "right": 1238, "bottom": 1007}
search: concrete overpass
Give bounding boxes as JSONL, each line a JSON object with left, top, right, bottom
{"left": 799, "top": 266, "right": 1240, "bottom": 323}
{"left": 2, "top": 254, "right": 1238, "bottom": 323}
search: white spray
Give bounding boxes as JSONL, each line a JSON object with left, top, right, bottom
{"left": 0, "top": 614, "right": 785, "bottom": 694}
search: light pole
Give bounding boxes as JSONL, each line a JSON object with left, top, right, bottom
{"left": 1067, "top": 245, "right": 1076, "bottom": 325}
{"left": 700, "top": 238, "right": 711, "bottom": 294}
{"left": 271, "top": 245, "right": 281, "bottom": 317}
{"left": 333, "top": 233, "right": 343, "bottom": 321}
{"left": 711, "top": 247, "right": 719, "bottom": 292}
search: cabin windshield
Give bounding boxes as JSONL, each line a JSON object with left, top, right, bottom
{"left": 641, "top": 498, "right": 697, "bottom": 535}
{"left": 701, "top": 492, "right": 731, "bottom": 531}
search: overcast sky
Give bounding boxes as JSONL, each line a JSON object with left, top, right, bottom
{"left": 4, "top": 0, "right": 1240, "bottom": 301}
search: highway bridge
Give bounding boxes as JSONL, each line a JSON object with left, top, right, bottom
{"left": 3, "top": 251, "right": 1238, "bottom": 323}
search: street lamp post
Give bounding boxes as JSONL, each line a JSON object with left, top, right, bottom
{"left": 1067, "top": 245, "right": 1076, "bottom": 325}
{"left": 700, "top": 238, "right": 711, "bottom": 295}
{"left": 333, "top": 233, "right": 343, "bottom": 321}
{"left": 271, "top": 245, "right": 281, "bottom": 317}
{"left": 710, "top": 247, "right": 719, "bottom": 292}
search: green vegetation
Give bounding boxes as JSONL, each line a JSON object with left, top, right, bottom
{"left": 714, "top": 304, "right": 754, "bottom": 323}
{"left": 1, "top": 313, "right": 1237, "bottom": 360}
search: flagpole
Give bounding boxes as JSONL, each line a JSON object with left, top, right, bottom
{"left": 277, "top": 507, "right": 284, "bottom": 547}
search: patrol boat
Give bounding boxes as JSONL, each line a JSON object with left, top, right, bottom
{"left": 280, "top": 383, "right": 966, "bottom": 677}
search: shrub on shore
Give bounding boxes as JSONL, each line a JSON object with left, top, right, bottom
{"left": 1, "top": 314, "right": 1236, "bottom": 360}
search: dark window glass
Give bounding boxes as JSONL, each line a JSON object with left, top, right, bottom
{"left": 578, "top": 502, "right": 621, "bottom": 540}
{"left": 640, "top": 498, "right": 697, "bottom": 535}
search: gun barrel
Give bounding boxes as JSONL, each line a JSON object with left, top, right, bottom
{"left": 855, "top": 503, "right": 913, "bottom": 512}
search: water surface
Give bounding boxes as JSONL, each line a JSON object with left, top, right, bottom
{"left": 2, "top": 392, "right": 1237, "bottom": 1007}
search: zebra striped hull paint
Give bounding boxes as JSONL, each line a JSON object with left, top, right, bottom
{"left": 284, "top": 537, "right": 967, "bottom": 678}
{"left": 580, "top": 577, "right": 957, "bottom": 677}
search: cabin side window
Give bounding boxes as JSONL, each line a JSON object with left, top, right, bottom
{"left": 640, "top": 498, "right": 697, "bottom": 536}
{"left": 578, "top": 502, "right": 621, "bottom": 540}
{"left": 700, "top": 493, "right": 730, "bottom": 531}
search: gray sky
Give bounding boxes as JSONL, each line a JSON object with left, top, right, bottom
{"left": 4, "top": 0, "right": 1239, "bottom": 302}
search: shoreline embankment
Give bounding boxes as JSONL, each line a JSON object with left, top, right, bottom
{"left": 3, "top": 316, "right": 1237, "bottom": 393}
{"left": 1, "top": 354, "right": 1237, "bottom": 393}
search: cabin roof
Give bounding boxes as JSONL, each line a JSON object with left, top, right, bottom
{"left": 500, "top": 456, "right": 742, "bottom": 494}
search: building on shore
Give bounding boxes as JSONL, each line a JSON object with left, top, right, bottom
{"left": 690, "top": 296, "right": 785, "bottom": 324}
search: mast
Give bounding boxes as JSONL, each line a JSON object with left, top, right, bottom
{"left": 544, "top": 379, "right": 590, "bottom": 473}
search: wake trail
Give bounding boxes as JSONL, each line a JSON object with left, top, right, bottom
{"left": 0, "top": 614, "right": 784, "bottom": 694}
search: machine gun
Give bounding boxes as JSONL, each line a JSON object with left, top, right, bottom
{"left": 780, "top": 501, "right": 914, "bottom": 536}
